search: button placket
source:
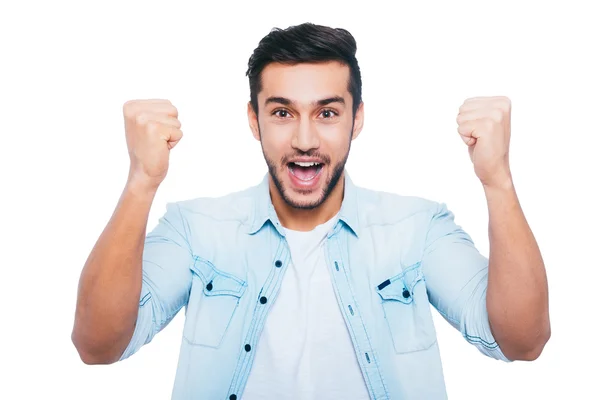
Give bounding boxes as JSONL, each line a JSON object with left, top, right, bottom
{"left": 226, "top": 244, "right": 291, "bottom": 398}
{"left": 325, "top": 235, "right": 389, "bottom": 399}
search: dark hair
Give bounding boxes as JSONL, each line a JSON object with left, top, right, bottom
{"left": 246, "top": 22, "right": 362, "bottom": 116}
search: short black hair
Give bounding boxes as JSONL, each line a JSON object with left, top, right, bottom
{"left": 246, "top": 22, "right": 362, "bottom": 116}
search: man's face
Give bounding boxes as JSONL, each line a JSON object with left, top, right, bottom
{"left": 248, "top": 61, "right": 364, "bottom": 210}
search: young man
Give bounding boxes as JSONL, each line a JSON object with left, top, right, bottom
{"left": 72, "top": 23, "right": 550, "bottom": 399}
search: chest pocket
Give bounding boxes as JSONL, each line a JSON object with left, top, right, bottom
{"left": 183, "top": 256, "right": 247, "bottom": 348}
{"left": 376, "top": 262, "right": 437, "bottom": 354}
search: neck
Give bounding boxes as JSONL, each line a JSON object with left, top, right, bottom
{"left": 269, "top": 173, "right": 345, "bottom": 232}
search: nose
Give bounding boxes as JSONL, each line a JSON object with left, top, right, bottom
{"left": 291, "top": 117, "right": 320, "bottom": 152}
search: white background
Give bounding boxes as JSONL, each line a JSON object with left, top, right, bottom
{"left": 1, "top": 1, "right": 599, "bottom": 399}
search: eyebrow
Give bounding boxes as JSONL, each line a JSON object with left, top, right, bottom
{"left": 264, "top": 96, "right": 346, "bottom": 107}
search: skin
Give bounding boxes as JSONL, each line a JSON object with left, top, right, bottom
{"left": 248, "top": 67, "right": 550, "bottom": 361}
{"left": 247, "top": 61, "right": 364, "bottom": 231}
{"left": 72, "top": 63, "right": 548, "bottom": 365}
{"left": 456, "top": 97, "right": 550, "bottom": 360}
{"left": 71, "top": 100, "right": 182, "bottom": 364}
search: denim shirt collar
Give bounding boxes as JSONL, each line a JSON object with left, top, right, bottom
{"left": 248, "top": 170, "right": 361, "bottom": 238}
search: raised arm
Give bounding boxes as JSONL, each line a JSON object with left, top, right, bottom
{"left": 453, "top": 96, "right": 550, "bottom": 360}
{"left": 71, "top": 99, "right": 188, "bottom": 364}
{"left": 483, "top": 178, "right": 549, "bottom": 360}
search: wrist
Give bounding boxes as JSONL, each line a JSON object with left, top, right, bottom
{"left": 482, "top": 174, "right": 518, "bottom": 209}
{"left": 125, "top": 172, "right": 160, "bottom": 199}
{"left": 483, "top": 177, "right": 514, "bottom": 192}
{"left": 482, "top": 167, "right": 514, "bottom": 192}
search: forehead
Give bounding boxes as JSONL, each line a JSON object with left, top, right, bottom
{"left": 259, "top": 61, "right": 351, "bottom": 105}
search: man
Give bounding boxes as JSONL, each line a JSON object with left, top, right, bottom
{"left": 72, "top": 23, "right": 550, "bottom": 399}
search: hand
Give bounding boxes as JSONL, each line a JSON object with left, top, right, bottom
{"left": 123, "top": 99, "right": 182, "bottom": 190}
{"left": 456, "top": 96, "right": 513, "bottom": 188}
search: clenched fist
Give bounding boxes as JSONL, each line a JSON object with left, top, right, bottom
{"left": 456, "top": 96, "right": 512, "bottom": 189}
{"left": 123, "top": 99, "right": 182, "bottom": 190}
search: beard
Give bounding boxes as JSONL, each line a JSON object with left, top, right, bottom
{"left": 265, "top": 150, "right": 347, "bottom": 210}
{"left": 260, "top": 127, "right": 352, "bottom": 210}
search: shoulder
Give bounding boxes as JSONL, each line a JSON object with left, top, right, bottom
{"left": 354, "top": 185, "right": 443, "bottom": 227}
{"left": 172, "top": 184, "right": 257, "bottom": 225}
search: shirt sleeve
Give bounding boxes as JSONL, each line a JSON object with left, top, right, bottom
{"left": 119, "top": 202, "right": 194, "bottom": 361}
{"left": 421, "top": 202, "right": 511, "bottom": 362}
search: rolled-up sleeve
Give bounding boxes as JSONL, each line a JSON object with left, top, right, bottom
{"left": 119, "top": 202, "right": 194, "bottom": 361}
{"left": 421, "top": 202, "right": 511, "bottom": 362}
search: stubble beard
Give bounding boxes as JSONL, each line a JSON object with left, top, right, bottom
{"left": 259, "top": 127, "right": 352, "bottom": 210}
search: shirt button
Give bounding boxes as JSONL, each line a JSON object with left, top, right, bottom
{"left": 275, "top": 260, "right": 282, "bottom": 268}
{"left": 245, "top": 344, "right": 251, "bottom": 352}
{"left": 229, "top": 395, "right": 237, "bottom": 400}
{"left": 206, "top": 282, "right": 213, "bottom": 291}
{"left": 260, "top": 296, "right": 267, "bottom": 304}
{"left": 402, "top": 289, "right": 410, "bottom": 299}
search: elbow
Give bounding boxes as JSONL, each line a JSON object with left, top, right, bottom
{"left": 78, "top": 352, "right": 116, "bottom": 366}
{"left": 78, "top": 352, "right": 119, "bottom": 366}
{"left": 71, "top": 330, "right": 121, "bottom": 365}
{"left": 504, "top": 325, "right": 551, "bottom": 362}
{"left": 513, "top": 339, "right": 548, "bottom": 361}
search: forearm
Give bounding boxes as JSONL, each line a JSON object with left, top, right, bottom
{"left": 72, "top": 178, "right": 157, "bottom": 364}
{"left": 484, "top": 178, "right": 550, "bottom": 361}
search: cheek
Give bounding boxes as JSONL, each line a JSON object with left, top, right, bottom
{"left": 260, "top": 127, "right": 290, "bottom": 158}
{"left": 319, "top": 125, "right": 351, "bottom": 152}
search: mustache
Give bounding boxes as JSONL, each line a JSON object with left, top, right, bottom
{"left": 281, "top": 151, "right": 331, "bottom": 165}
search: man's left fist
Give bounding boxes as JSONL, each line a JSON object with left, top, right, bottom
{"left": 456, "top": 96, "right": 513, "bottom": 188}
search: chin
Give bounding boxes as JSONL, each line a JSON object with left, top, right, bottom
{"left": 284, "top": 190, "right": 326, "bottom": 210}
{"left": 266, "top": 154, "right": 345, "bottom": 211}
{"left": 278, "top": 175, "right": 323, "bottom": 207}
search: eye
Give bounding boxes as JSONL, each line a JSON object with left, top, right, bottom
{"left": 319, "top": 109, "right": 338, "bottom": 119}
{"left": 273, "top": 109, "right": 291, "bottom": 118}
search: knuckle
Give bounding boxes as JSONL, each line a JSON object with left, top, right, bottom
{"left": 123, "top": 100, "right": 137, "bottom": 117}
{"left": 499, "top": 97, "right": 511, "bottom": 111}
{"left": 135, "top": 113, "right": 148, "bottom": 125}
{"left": 146, "top": 121, "right": 160, "bottom": 134}
{"left": 491, "top": 109, "right": 503, "bottom": 122}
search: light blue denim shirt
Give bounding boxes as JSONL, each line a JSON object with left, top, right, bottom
{"left": 119, "top": 171, "right": 510, "bottom": 399}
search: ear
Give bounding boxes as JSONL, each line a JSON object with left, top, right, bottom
{"left": 351, "top": 102, "right": 365, "bottom": 141}
{"left": 247, "top": 102, "right": 260, "bottom": 141}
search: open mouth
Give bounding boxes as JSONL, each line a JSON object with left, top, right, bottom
{"left": 287, "top": 161, "right": 324, "bottom": 181}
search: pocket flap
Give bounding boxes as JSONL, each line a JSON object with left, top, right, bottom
{"left": 191, "top": 256, "right": 247, "bottom": 297}
{"left": 375, "top": 262, "right": 424, "bottom": 304}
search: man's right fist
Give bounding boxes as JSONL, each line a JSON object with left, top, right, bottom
{"left": 123, "top": 99, "right": 182, "bottom": 190}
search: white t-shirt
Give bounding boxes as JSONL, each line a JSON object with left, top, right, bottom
{"left": 243, "top": 216, "right": 370, "bottom": 399}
